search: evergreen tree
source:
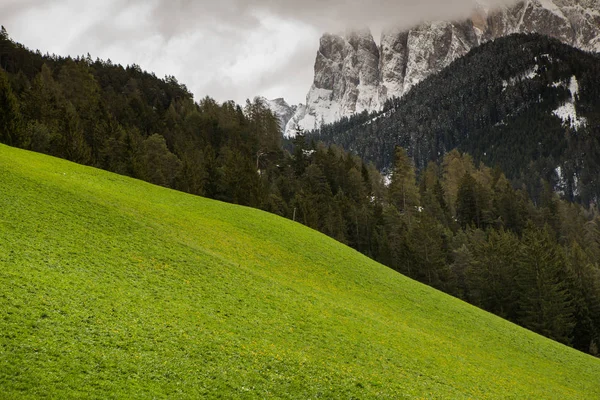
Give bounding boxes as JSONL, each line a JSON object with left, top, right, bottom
{"left": 60, "top": 102, "right": 91, "bottom": 164}
{"left": 442, "top": 150, "right": 475, "bottom": 215}
{"left": 468, "top": 229, "right": 520, "bottom": 319}
{"left": 136, "top": 134, "right": 181, "bottom": 188}
{"left": 388, "top": 146, "right": 420, "bottom": 216}
{"left": 564, "top": 242, "right": 600, "bottom": 354}
{"left": 456, "top": 172, "right": 478, "bottom": 228}
{"left": 407, "top": 213, "right": 449, "bottom": 289}
{"left": 217, "top": 146, "right": 260, "bottom": 206}
{"left": 517, "top": 225, "right": 575, "bottom": 345}
{"left": 0, "top": 69, "right": 23, "bottom": 147}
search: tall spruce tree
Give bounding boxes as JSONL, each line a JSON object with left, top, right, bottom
{"left": 388, "top": 146, "right": 420, "bottom": 216}
{"left": 517, "top": 225, "right": 575, "bottom": 345}
{"left": 456, "top": 172, "right": 478, "bottom": 229}
{"left": 468, "top": 229, "right": 520, "bottom": 320}
{"left": 0, "top": 69, "right": 23, "bottom": 147}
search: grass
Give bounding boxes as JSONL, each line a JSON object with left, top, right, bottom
{"left": 0, "top": 143, "right": 599, "bottom": 399}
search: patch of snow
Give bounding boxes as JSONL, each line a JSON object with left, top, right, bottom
{"left": 573, "top": 173, "right": 580, "bottom": 197}
{"left": 364, "top": 109, "right": 394, "bottom": 127}
{"left": 502, "top": 65, "right": 539, "bottom": 90}
{"left": 383, "top": 173, "right": 392, "bottom": 187}
{"left": 285, "top": 85, "right": 346, "bottom": 138}
{"left": 525, "top": 65, "right": 539, "bottom": 80}
{"left": 555, "top": 166, "right": 566, "bottom": 196}
{"left": 552, "top": 104, "right": 586, "bottom": 130}
{"left": 568, "top": 75, "right": 579, "bottom": 98}
{"left": 539, "top": 53, "right": 554, "bottom": 62}
{"left": 552, "top": 76, "right": 586, "bottom": 130}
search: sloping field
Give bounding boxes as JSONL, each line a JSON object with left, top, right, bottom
{"left": 1, "top": 143, "right": 599, "bottom": 399}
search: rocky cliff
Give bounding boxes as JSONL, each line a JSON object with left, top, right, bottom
{"left": 260, "top": 97, "right": 298, "bottom": 133}
{"left": 285, "top": 0, "right": 600, "bottom": 137}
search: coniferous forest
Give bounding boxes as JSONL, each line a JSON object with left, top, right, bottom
{"left": 1, "top": 28, "right": 600, "bottom": 356}
{"left": 308, "top": 34, "right": 600, "bottom": 206}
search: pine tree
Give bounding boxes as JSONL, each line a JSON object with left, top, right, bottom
{"left": 456, "top": 172, "right": 478, "bottom": 228}
{"left": 0, "top": 69, "right": 23, "bottom": 147}
{"left": 217, "top": 146, "right": 260, "bottom": 206}
{"left": 59, "top": 102, "right": 91, "bottom": 164}
{"left": 517, "top": 225, "right": 575, "bottom": 345}
{"left": 407, "top": 214, "right": 449, "bottom": 289}
{"left": 388, "top": 146, "right": 420, "bottom": 216}
{"left": 564, "top": 242, "right": 600, "bottom": 354}
{"left": 467, "top": 229, "right": 520, "bottom": 320}
{"left": 442, "top": 150, "right": 475, "bottom": 214}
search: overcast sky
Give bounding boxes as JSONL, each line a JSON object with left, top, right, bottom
{"left": 1, "top": 0, "right": 514, "bottom": 105}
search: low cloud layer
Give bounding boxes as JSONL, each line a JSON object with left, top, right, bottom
{"left": 1, "top": 0, "right": 516, "bottom": 104}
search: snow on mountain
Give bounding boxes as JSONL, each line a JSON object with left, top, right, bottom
{"left": 502, "top": 64, "right": 540, "bottom": 90}
{"left": 552, "top": 76, "right": 587, "bottom": 130}
{"left": 257, "top": 97, "right": 298, "bottom": 134}
{"left": 285, "top": 0, "right": 600, "bottom": 138}
{"left": 285, "top": 29, "right": 381, "bottom": 137}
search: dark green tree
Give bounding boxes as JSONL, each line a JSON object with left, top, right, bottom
{"left": 0, "top": 69, "right": 23, "bottom": 147}
{"left": 564, "top": 242, "right": 600, "bottom": 354}
{"left": 517, "top": 225, "right": 575, "bottom": 345}
{"left": 388, "top": 146, "right": 420, "bottom": 216}
{"left": 468, "top": 229, "right": 520, "bottom": 320}
{"left": 136, "top": 134, "right": 181, "bottom": 187}
{"left": 456, "top": 172, "right": 478, "bottom": 228}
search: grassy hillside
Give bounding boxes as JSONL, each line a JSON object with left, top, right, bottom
{"left": 1, "top": 144, "right": 599, "bottom": 399}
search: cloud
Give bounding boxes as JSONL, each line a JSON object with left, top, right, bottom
{"left": 144, "top": 0, "right": 518, "bottom": 35}
{"left": 1, "top": 0, "right": 517, "bottom": 105}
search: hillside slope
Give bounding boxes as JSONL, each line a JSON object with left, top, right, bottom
{"left": 1, "top": 143, "right": 599, "bottom": 398}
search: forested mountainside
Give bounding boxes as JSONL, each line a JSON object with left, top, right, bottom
{"left": 1, "top": 29, "right": 600, "bottom": 355}
{"left": 309, "top": 34, "right": 600, "bottom": 205}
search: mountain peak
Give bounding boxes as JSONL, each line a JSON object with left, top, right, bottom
{"left": 284, "top": 0, "right": 600, "bottom": 137}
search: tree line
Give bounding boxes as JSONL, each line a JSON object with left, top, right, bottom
{"left": 1, "top": 28, "right": 599, "bottom": 355}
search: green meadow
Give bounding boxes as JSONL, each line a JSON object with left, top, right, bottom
{"left": 1, "top": 143, "right": 599, "bottom": 399}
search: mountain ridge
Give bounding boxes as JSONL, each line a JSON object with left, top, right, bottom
{"left": 285, "top": 0, "right": 600, "bottom": 137}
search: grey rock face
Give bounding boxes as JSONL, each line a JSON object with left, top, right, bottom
{"left": 260, "top": 97, "right": 297, "bottom": 134}
{"left": 285, "top": 29, "right": 380, "bottom": 136}
{"left": 286, "top": 0, "right": 600, "bottom": 137}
